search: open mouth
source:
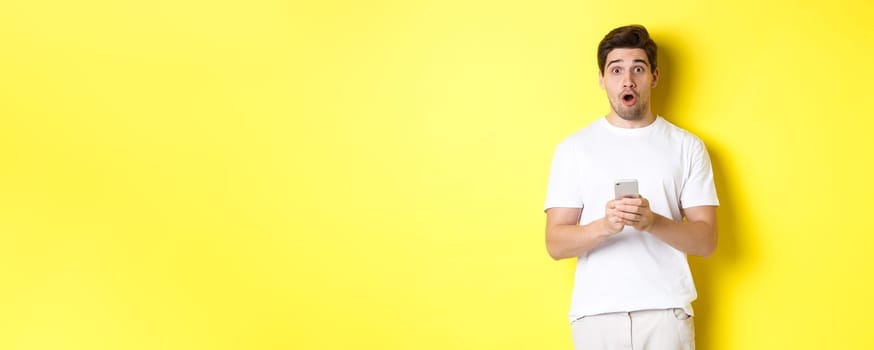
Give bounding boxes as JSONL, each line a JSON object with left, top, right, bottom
{"left": 621, "top": 93, "right": 636, "bottom": 106}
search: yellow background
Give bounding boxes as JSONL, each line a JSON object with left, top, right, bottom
{"left": 1, "top": 0, "right": 872, "bottom": 349}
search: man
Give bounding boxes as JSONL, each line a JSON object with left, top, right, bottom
{"left": 543, "top": 25, "right": 719, "bottom": 350}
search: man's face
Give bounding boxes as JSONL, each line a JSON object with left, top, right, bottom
{"left": 599, "top": 48, "right": 659, "bottom": 121}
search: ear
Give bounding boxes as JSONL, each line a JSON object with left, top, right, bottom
{"left": 599, "top": 71, "right": 605, "bottom": 90}
{"left": 651, "top": 68, "right": 659, "bottom": 88}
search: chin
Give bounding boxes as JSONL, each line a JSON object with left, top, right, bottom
{"left": 616, "top": 108, "right": 645, "bottom": 121}
{"left": 611, "top": 102, "right": 645, "bottom": 121}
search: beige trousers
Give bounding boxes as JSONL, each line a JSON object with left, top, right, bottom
{"left": 571, "top": 308, "right": 695, "bottom": 350}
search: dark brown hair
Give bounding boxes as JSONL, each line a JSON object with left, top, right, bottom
{"left": 597, "top": 25, "right": 658, "bottom": 75}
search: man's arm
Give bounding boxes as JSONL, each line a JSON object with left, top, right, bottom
{"left": 649, "top": 205, "right": 717, "bottom": 257}
{"left": 545, "top": 205, "right": 625, "bottom": 260}
{"left": 614, "top": 198, "right": 718, "bottom": 257}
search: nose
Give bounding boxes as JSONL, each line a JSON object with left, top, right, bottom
{"left": 622, "top": 73, "right": 636, "bottom": 88}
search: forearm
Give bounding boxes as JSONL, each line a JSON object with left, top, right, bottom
{"left": 647, "top": 214, "right": 717, "bottom": 257}
{"left": 545, "top": 219, "right": 610, "bottom": 260}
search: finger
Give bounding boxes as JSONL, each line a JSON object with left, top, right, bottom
{"left": 616, "top": 204, "right": 641, "bottom": 214}
{"left": 622, "top": 197, "right": 643, "bottom": 206}
{"left": 621, "top": 218, "right": 639, "bottom": 226}
{"left": 610, "top": 216, "right": 623, "bottom": 226}
{"left": 620, "top": 212, "right": 641, "bottom": 221}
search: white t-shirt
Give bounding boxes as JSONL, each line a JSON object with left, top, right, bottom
{"left": 544, "top": 116, "right": 719, "bottom": 322}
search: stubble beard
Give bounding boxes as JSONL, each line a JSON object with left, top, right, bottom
{"left": 610, "top": 97, "right": 647, "bottom": 121}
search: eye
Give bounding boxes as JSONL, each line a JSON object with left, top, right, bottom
{"left": 612, "top": 68, "right": 621, "bottom": 74}
{"left": 633, "top": 66, "right": 645, "bottom": 73}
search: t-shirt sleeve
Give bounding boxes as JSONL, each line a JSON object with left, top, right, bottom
{"left": 544, "top": 141, "right": 583, "bottom": 212}
{"left": 680, "top": 137, "right": 720, "bottom": 208}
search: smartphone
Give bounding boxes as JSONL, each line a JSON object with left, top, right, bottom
{"left": 614, "top": 179, "right": 639, "bottom": 199}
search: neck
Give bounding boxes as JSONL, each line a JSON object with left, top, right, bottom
{"left": 606, "top": 110, "right": 657, "bottom": 129}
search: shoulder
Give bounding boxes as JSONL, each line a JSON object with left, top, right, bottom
{"left": 658, "top": 116, "right": 707, "bottom": 150}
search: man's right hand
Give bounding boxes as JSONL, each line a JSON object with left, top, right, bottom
{"left": 603, "top": 199, "right": 626, "bottom": 234}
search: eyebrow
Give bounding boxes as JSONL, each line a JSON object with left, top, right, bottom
{"left": 606, "top": 59, "right": 650, "bottom": 68}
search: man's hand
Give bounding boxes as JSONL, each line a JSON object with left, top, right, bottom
{"left": 604, "top": 199, "right": 629, "bottom": 234}
{"left": 612, "top": 196, "right": 657, "bottom": 232}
